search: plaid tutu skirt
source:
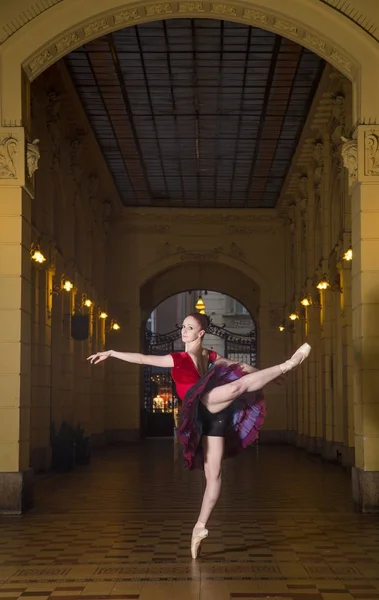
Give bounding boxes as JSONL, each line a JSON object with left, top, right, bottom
{"left": 177, "top": 362, "right": 266, "bottom": 470}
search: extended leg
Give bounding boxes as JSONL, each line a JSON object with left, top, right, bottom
{"left": 202, "top": 343, "right": 311, "bottom": 414}
{"left": 191, "top": 436, "right": 224, "bottom": 559}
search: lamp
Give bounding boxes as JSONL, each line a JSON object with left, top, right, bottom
{"left": 279, "top": 324, "right": 285, "bottom": 332}
{"left": 82, "top": 294, "right": 93, "bottom": 308}
{"left": 30, "top": 243, "right": 46, "bottom": 264}
{"left": 99, "top": 311, "right": 108, "bottom": 320}
{"left": 63, "top": 279, "right": 73, "bottom": 292}
{"left": 289, "top": 312, "right": 299, "bottom": 321}
{"left": 195, "top": 295, "right": 206, "bottom": 314}
{"left": 343, "top": 248, "right": 353, "bottom": 261}
{"left": 300, "top": 296, "right": 311, "bottom": 307}
{"left": 110, "top": 320, "right": 120, "bottom": 331}
{"left": 316, "top": 276, "right": 330, "bottom": 290}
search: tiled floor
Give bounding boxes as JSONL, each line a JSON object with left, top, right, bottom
{"left": 1, "top": 441, "right": 379, "bottom": 600}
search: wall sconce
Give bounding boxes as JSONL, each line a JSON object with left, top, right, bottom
{"left": 30, "top": 243, "right": 46, "bottom": 264}
{"left": 82, "top": 294, "right": 93, "bottom": 308}
{"left": 343, "top": 248, "right": 353, "bottom": 261}
{"left": 278, "top": 324, "right": 285, "bottom": 332}
{"left": 289, "top": 312, "right": 299, "bottom": 321}
{"left": 300, "top": 296, "right": 312, "bottom": 307}
{"left": 99, "top": 310, "right": 108, "bottom": 320}
{"left": 62, "top": 279, "right": 73, "bottom": 292}
{"left": 316, "top": 276, "right": 330, "bottom": 290}
{"left": 109, "top": 320, "right": 120, "bottom": 331}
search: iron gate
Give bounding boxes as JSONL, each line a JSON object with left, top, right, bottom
{"left": 142, "top": 322, "right": 257, "bottom": 437}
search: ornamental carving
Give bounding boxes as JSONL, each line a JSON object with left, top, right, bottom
{"left": 341, "top": 137, "right": 358, "bottom": 187}
{"left": 298, "top": 175, "right": 308, "bottom": 201}
{"left": 114, "top": 8, "right": 140, "bottom": 24}
{"left": 84, "top": 19, "right": 109, "bottom": 37}
{"left": 55, "top": 32, "right": 79, "bottom": 53}
{"left": 145, "top": 3, "right": 172, "bottom": 15}
{"left": 273, "top": 18, "right": 297, "bottom": 35}
{"left": 26, "top": 139, "right": 40, "bottom": 179}
{"left": 242, "top": 9, "right": 268, "bottom": 23}
{"left": 179, "top": 1, "right": 204, "bottom": 11}
{"left": 0, "top": 135, "right": 18, "bottom": 178}
{"left": 211, "top": 3, "right": 237, "bottom": 15}
{"left": 304, "top": 32, "right": 326, "bottom": 53}
{"left": 331, "top": 93, "right": 346, "bottom": 147}
{"left": 29, "top": 49, "right": 53, "bottom": 76}
{"left": 364, "top": 132, "right": 379, "bottom": 176}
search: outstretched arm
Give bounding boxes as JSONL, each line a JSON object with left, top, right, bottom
{"left": 87, "top": 350, "right": 174, "bottom": 368}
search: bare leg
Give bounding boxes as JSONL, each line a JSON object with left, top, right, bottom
{"left": 197, "top": 436, "right": 224, "bottom": 526}
{"left": 191, "top": 436, "right": 224, "bottom": 559}
{"left": 203, "top": 343, "right": 311, "bottom": 414}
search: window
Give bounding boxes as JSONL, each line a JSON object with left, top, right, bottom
{"left": 225, "top": 298, "right": 248, "bottom": 315}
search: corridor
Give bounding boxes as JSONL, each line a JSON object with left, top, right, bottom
{"left": 0, "top": 443, "right": 378, "bottom": 600}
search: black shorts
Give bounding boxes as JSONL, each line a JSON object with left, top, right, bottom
{"left": 198, "top": 401, "right": 233, "bottom": 437}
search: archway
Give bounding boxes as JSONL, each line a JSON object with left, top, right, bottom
{"left": 141, "top": 286, "right": 257, "bottom": 436}
{"left": 2, "top": 0, "right": 379, "bottom": 124}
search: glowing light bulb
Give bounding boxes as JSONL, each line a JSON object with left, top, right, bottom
{"left": 343, "top": 248, "right": 353, "bottom": 261}
{"left": 63, "top": 280, "right": 73, "bottom": 292}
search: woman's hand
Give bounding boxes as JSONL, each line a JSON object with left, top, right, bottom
{"left": 87, "top": 350, "right": 112, "bottom": 365}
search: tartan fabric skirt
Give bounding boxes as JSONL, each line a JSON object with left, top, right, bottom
{"left": 177, "top": 362, "right": 266, "bottom": 470}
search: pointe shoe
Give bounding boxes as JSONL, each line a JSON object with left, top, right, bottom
{"left": 280, "top": 343, "right": 311, "bottom": 374}
{"left": 191, "top": 526, "right": 208, "bottom": 559}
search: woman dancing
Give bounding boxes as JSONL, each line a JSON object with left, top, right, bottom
{"left": 88, "top": 313, "right": 310, "bottom": 559}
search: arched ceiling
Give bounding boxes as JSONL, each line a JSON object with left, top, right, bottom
{"left": 64, "top": 18, "right": 325, "bottom": 209}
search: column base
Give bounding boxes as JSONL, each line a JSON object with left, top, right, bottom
{"left": 0, "top": 469, "right": 34, "bottom": 514}
{"left": 352, "top": 467, "right": 379, "bottom": 513}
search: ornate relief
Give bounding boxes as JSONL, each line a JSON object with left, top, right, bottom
{"left": 330, "top": 50, "right": 351, "bottom": 74}
{"left": 242, "top": 9, "right": 268, "bottom": 24}
{"left": 340, "top": 137, "right": 358, "bottom": 187}
{"left": 23, "top": 4, "right": 357, "bottom": 81}
{"left": 211, "top": 3, "right": 237, "bottom": 16}
{"left": 26, "top": 139, "right": 40, "bottom": 179}
{"left": 29, "top": 50, "right": 53, "bottom": 76}
{"left": 298, "top": 175, "right": 308, "bottom": 201}
{"left": 145, "top": 3, "right": 173, "bottom": 15}
{"left": 304, "top": 32, "right": 326, "bottom": 53}
{"left": 313, "top": 140, "right": 324, "bottom": 192}
{"left": 179, "top": 1, "right": 204, "bottom": 11}
{"left": 84, "top": 19, "right": 109, "bottom": 37}
{"left": 0, "top": 135, "right": 18, "bottom": 179}
{"left": 179, "top": 250, "right": 221, "bottom": 262}
{"left": 55, "top": 32, "right": 80, "bottom": 53}
{"left": 331, "top": 92, "right": 346, "bottom": 148}
{"left": 273, "top": 18, "right": 298, "bottom": 35}
{"left": 364, "top": 132, "right": 379, "bottom": 176}
{"left": 114, "top": 8, "right": 140, "bottom": 24}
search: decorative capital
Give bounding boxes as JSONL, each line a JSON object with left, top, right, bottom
{"left": 0, "top": 127, "right": 26, "bottom": 186}
{"left": 26, "top": 139, "right": 40, "bottom": 179}
{"left": 341, "top": 136, "right": 358, "bottom": 187}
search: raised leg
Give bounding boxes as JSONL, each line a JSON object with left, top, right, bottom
{"left": 202, "top": 343, "right": 311, "bottom": 414}
{"left": 191, "top": 436, "right": 224, "bottom": 559}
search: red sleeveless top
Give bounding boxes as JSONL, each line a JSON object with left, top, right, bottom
{"left": 170, "top": 350, "right": 218, "bottom": 401}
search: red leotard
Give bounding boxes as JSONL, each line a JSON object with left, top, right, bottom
{"left": 170, "top": 350, "right": 218, "bottom": 401}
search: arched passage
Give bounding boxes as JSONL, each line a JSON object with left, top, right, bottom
{"left": 139, "top": 260, "right": 262, "bottom": 329}
{"left": 1, "top": 0, "right": 379, "bottom": 123}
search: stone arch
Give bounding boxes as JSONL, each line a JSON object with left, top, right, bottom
{"left": 1, "top": 0, "right": 379, "bottom": 123}
{"left": 139, "top": 259, "right": 264, "bottom": 360}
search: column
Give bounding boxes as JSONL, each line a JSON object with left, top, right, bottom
{"left": 0, "top": 126, "right": 36, "bottom": 512}
{"left": 342, "top": 126, "right": 379, "bottom": 512}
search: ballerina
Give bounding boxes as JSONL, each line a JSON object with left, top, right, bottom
{"left": 88, "top": 312, "right": 311, "bottom": 559}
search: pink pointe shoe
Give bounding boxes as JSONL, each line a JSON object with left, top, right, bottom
{"left": 191, "top": 526, "right": 208, "bottom": 559}
{"left": 280, "top": 343, "right": 311, "bottom": 374}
